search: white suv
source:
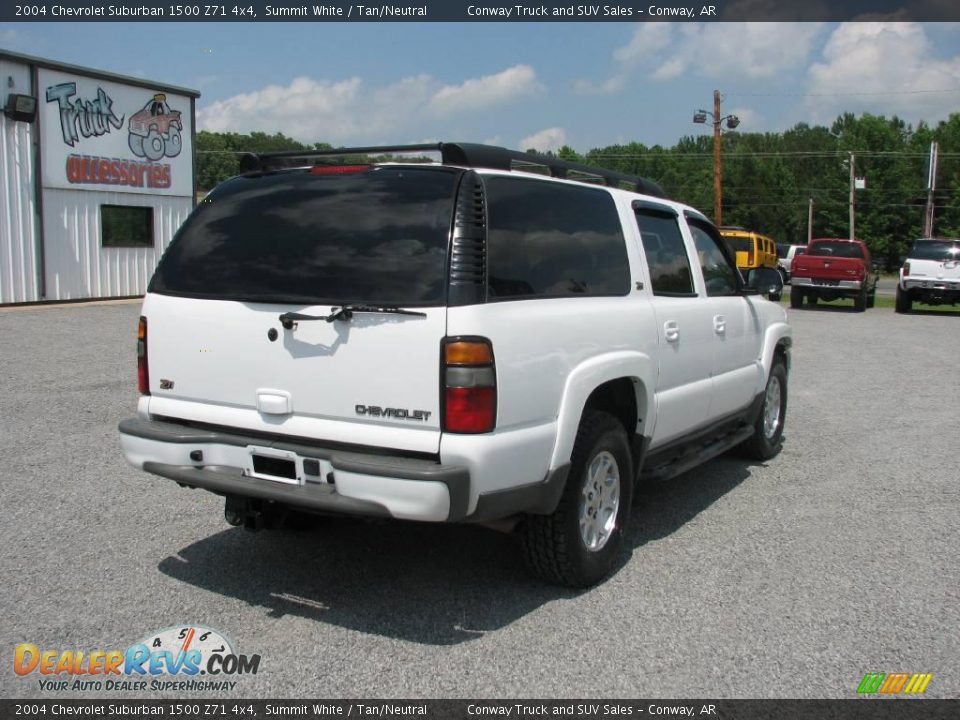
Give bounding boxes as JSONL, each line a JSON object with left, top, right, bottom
{"left": 776, "top": 243, "right": 807, "bottom": 283}
{"left": 896, "top": 238, "right": 960, "bottom": 313}
{"left": 119, "top": 143, "right": 792, "bottom": 587}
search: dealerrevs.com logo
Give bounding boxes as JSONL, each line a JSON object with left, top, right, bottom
{"left": 14, "top": 625, "right": 261, "bottom": 692}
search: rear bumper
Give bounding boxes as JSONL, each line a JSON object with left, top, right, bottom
{"left": 902, "top": 278, "right": 960, "bottom": 292}
{"left": 119, "top": 417, "right": 565, "bottom": 523}
{"left": 791, "top": 277, "right": 863, "bottom": 290}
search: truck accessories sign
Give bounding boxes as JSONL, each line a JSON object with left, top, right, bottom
{"left": 39, "top": 68, "right": 192, "bottom": 198}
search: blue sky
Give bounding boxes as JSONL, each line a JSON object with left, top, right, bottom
{"left": 2, "top": 21, "right": 960, "bottom": 151}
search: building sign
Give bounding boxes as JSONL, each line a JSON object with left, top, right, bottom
{"left": 39, "top": 69, "right": 192, "bottom": 197}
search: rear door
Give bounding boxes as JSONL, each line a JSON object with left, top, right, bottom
{"left": 687, "top": 220, "right": 761, "bottom": 419}
{"left": 143, "top": 165, "right": 462, "bottom": 455}
{"left": 634, "top": 204, "right": 714, "bottom": 446}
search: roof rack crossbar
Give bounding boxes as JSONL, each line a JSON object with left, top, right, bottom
{"left": 239, "top": 141, "right": 666, "bottom": 198}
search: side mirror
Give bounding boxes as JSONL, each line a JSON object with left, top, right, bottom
{"left": 746, "top": 267, "right": 784, "bottom": 301}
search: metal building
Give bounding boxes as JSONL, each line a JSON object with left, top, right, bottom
{"left": 1, "top": 49, "right": 198, "bottom": 304}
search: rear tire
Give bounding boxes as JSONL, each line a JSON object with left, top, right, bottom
{"left": 737, "top": 360, "right": 787, "bottom": 461}
{"left": 895, "top": 286, "right": 912, "bottom": 314}
{"left": 521, "top": 411, "right": 633, "bottom": 588}
{"left": 853, "top": 287, "right": 867, "bottom": 312}
{"left": 790, "top": 287, "right": 803, "bottom": 308}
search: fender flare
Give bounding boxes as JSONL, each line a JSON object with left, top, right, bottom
{"left": 760, "top": 322, "right": 792, "bottom": 379}
{"left": 548, "top": 351, "right": 656, "bottom": 470}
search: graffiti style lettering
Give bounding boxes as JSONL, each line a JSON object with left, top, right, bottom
{"left": 45, "top": 83, "right": 124, "bottom": 147}
{"left": 65, "top": 154, "right": 172, "bottom": 190}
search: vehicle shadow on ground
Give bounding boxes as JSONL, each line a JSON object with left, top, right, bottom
{"left": 159, "top": 514, "right": 568, "bottom": 645}
{"left": 626, "top": 454, "right": 754, "bottom": 551}
{"left": 158, "top": 455, "right": 758, "bottom": 646}
{"left": 902, "top": 308, "right": 960, "bottom": 318}
{"left": 789, "top": 303, "right": 860, "bottom": 313}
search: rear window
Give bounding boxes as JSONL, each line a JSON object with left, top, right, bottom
{"left": 908, "top": 239, "right": 960, "bottom": 261}
{"left": 809, "top": 241, "right": 864, "bottom": 259}
{"left": 723, "top": 235, "right": 752, "bottom": 253}
{"left": 150, "top": 166, "right": 459, "bottom": 305}
{"left": 485, "top": 177, "right": 630, "bottom": 299}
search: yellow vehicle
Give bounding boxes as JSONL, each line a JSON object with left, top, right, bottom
{"left": 719, "top": 227, "right": 778, "bottom": 273}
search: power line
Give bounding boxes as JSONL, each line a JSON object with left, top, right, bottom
{"left": 728, "top": 88, "right": 960, "bottom": 98}
{"left": 586, "top": 151, "right": 960, "bottom": 159}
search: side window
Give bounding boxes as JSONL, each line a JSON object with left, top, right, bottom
{"left": 485, "top": 177, "right": 630, "bottom": 299}
{"left": 689, "top": 222, "right": 740, "bottom": 296}
{"left": 635, "top": 209, "right": 695, "bottom": 296}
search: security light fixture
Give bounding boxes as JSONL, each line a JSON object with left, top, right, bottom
{"left": 4, "top": 93, "right": 37, "bottom": 123}
{"left": 693, "top": 111, "right": 708, "bottom": 124}
{"left": 726, "top": 115, "right": 740, "bottom": 130}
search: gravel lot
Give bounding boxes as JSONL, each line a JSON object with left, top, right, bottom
{"left": 1, "top": 300, "right": 958, "bottom": 699}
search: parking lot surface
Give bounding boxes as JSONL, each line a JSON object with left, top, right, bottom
{"left": 1, "top": 301, "right": 958, "bottom": 699}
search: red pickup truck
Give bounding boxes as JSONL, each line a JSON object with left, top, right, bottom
{"left": 789, "top": 238, "right": 878, "bottom": 312}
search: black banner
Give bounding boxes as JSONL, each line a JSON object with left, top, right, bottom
{"left": 3, "top": 0, "right": 960, "bottom": 23}
{"left": 2, "top": 700, "right": 960, "bottom": 720}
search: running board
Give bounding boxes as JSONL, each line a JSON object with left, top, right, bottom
{"left": 640, "top": 424, "right": 754, "bottom": 483}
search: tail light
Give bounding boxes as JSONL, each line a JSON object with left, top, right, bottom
{"left": 903, "top": 261, "right": 911, "bottom": 276}
{"left": 442, "top": 338, "right": 495, "bottom": 433}
{"left": 137, "top": 316, "right": 150, "bottom": 395}
{"left": 747, "top": 250, "right": 754, "bottom": 265}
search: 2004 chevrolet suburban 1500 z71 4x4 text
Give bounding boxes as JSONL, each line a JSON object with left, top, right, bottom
{"left": 119, "top": 143, "right": 792, "bottom": 587}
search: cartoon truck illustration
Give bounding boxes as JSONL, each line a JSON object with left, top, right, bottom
{"left": 128, "top": 94, "right": 182, "bottom": 161}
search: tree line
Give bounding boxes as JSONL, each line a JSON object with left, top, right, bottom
{"left": 196, "top": 112, "right": 960, "bottom": 266}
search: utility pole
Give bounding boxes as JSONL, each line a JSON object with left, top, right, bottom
{"left": 807, "top": 198, "right": 814, "bottom": 245}
{"left": 924, "top": 141, "right": 939, "bottom": 237}
{"left": 713, "top": 89, "right": 722, "bottom": 227}
{"left": 693, "top": 90, "right": 739, "bottom": 227}
{"left": 848, "top": 152, "right": 855, "bottom": 241}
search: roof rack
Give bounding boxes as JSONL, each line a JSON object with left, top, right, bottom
{"left": 238, "top": 142, "right": 667, "bottom": 198}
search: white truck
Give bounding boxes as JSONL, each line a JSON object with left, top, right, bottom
{"left": 896, "top": 237, "right": 960, "bottom": 313}
{"left": 119, "top": 143, "right": 792, "bottom": 587}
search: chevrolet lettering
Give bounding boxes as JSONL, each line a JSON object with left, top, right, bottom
{"left": 355, "top": 405, "right": 432, "bottom": 421}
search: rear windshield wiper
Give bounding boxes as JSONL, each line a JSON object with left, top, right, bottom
{"left": 279, "top": 304, "right": 427, "bottom": 329}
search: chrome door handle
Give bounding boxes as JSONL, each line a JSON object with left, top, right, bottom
{"left": 713, "top": 315, "right": 726, "bottom": 334}
{"left": 664, "top": 321, "right": 680, "bottom": 343}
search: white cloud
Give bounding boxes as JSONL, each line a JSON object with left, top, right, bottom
{"left": 576, "top": 22, "right": 823, "bottom": 93}
{"left": 576, "top": 23, "right": 674, "bottom": 94}
{"left": 661, "top": 23, "right": 824, "bottom": 80}
{"left": 614, "top": 22, "right": 674, "bottom": 66}
{"left": 573, "top": 76, "right": 626, "bottom": 95}
{"left": 430, "top": 65, "right": 542, "bottom": 114}
{"left": 197, "top": 65, "right": 541, "bottom": 144}
{"left": 520, "top": 127, "right": 567, "bottom": 153}
{"left": 806, "top": 22, "right": 960, "bottom": 123}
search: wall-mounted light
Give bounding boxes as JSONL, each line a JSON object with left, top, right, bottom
{"left": 4, "top": 93, "right": 38, "bottom": 123}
